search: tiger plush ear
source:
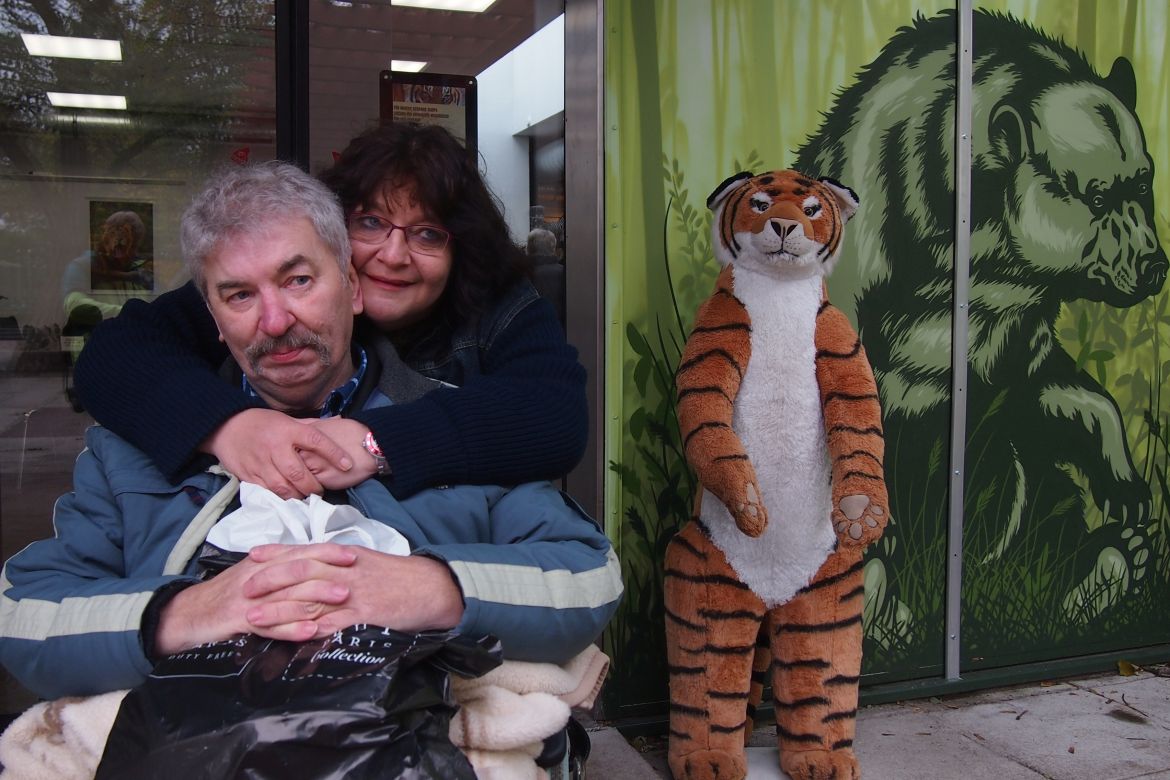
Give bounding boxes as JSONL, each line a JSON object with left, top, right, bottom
{"left": 818, "top": 177, "right": 861, "bottom": 223}
{"left": 707, "top": 171, "right": 753, "bottom": 211}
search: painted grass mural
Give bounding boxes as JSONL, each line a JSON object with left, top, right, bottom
{"left": 603, "top": 0, "right": 1170, "bottom": 717}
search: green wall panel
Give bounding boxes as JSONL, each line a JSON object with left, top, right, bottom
{"left": 602, "top": 0, "right": 1170, "bottom": 719}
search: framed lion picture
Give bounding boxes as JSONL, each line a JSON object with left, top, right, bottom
{"left": 87, "top": 200, "right": 155, "bottom": 292}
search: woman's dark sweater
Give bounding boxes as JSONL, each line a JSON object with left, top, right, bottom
{"left": 73, "top": 280, "right": 587, "bottom": 498}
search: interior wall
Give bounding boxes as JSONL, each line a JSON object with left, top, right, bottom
{"left": 477, "top": 14, "right": 565, "bottom": 241}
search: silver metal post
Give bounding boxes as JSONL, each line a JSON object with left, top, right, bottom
{"left": 946, "top": 0, "right": 975, "bottom": 682}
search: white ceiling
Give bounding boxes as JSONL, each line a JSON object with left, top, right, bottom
{"left": 311, "top": 0, "right": 545, "bottom": 76}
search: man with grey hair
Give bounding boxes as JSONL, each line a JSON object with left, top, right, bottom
{"left": 525, "top": 227, "right": 564, "bottom": 325}
{"left": 526, "top": 227, "right": 558, "bottom": 259}
{"left": 181, "top": 161, "right": 351, "bottom": 294}
{"left": 180, "top": 161, "right": 362, "bottom": 420}
{"left": 0, "top": 161, "right": 622, "bottom": 698}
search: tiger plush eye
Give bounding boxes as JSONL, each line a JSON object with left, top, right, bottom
{"left": 804, "top": 204, "right": 821, "bottom": 217}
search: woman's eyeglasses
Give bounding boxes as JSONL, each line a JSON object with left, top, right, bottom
{"left": 347, "top": 214, "right": 451, "bottom": 255}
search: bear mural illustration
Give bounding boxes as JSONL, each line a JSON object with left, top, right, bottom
{"left": 794, "top": 10, "right": 1168, "bottom": 666}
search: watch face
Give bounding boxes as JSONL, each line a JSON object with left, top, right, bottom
{"left": 363, "top": 430, "right": 383, "bottom": 456}
{"left": 362, "top": 433, "right": 390, "bottom": 475}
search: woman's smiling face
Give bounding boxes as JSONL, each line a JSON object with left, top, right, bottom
{"left": 347, "top": 186, "right": 453, "bottom": 331}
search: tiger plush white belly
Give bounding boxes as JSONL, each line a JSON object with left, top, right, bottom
{"left": 699, "top": 268, "right": 835, "bottom": 607}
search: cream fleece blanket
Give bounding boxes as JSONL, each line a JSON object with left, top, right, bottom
{"left": 0, "top": 645, "right": 609, "bottom": 779}
{"left": 0, "top": 692, "right": 126, "bottom": 780}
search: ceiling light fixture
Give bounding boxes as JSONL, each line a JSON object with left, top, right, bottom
{"left": 391, "top": 59, "right": 427, "bottom": 72}
{"left": 22, "top": 33, "right": 122, "bottom": 61}
{"left": 47, "top": 92, "right": 127, "bottom": 110}
{"left": 49, "top": 113, "right": 131, "bottom": 127}
{"left": 390, "top": 0, "right": 497, "bottom": 12}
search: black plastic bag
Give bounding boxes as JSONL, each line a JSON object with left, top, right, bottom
{"left": 96, "top": 625, "right": 501, "bottom": 780}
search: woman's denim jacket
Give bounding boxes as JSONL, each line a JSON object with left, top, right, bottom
{"left": 403, "top": 278, "right": 541, "bottom": 387}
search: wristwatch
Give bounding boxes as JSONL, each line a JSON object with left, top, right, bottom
{"left": 362, "top": 430, "right": 392, "bottom": 476}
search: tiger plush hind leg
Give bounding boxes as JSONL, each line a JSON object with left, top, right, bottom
{"left": 665, "top": 520, "right": 765, "bottom": 780}
{"left": 770, "top": 547, "right": 865, "bottom": 780}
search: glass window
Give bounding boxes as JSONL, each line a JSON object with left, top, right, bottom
{"left": 0, "top": 1, "right": 276, "bottom": 711}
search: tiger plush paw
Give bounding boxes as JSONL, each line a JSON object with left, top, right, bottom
{"left": 780, "top": 747, "right": 860, "bottom": 780}
{"left": 833, "top": 493, "right": 886, "bottom": 547}
{"left": 669, "top": 748, "right": 747, "bottom": 780}
{"left": 730, "top": 479, "right": 767, "bottom": 537}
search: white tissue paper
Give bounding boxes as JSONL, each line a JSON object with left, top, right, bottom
{"left": 205, "top": 482, "right": 411, "bottom": 555}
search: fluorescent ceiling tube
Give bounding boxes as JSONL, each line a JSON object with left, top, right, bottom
{"left": 47, "top": 92, "right": 127, "bottom": 110}
{"left": 391, "top": 0, "right": 496, "bottom": 11}
{"left": 22, "top": 33, "right": 122, "bottom": 60}
{"left": 391, "top": 60, "right": 427, "bottom": 72}
{"left": 50, "top": 113, "right": 131, "bottom": 127}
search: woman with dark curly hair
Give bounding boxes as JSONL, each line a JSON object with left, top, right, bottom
{"left": 74, "top": 124, "right": 586, "bottom": 500}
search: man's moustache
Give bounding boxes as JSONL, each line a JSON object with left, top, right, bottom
{"left": 245, "top": 331, "right": 331, "bottom": 371}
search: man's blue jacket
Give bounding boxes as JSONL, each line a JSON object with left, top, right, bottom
{"left": 0, "top": 426, "right": 623, "bottom": 699}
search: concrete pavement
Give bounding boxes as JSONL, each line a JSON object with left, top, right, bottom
{"left": 584, "top": 664, "right": 1170, "bottom": 779}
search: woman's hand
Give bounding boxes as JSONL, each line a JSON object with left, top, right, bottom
{"left": 203, "top": 409, "right": 355, "bottom": 498}
{"left": 298, "top": 417, "right": 380, "bottom": 490}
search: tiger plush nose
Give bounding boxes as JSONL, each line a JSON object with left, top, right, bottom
{"left": 769, "top": 219, "right": 800, "bottom": 239}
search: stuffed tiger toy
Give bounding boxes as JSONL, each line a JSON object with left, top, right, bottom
{"left": 665, "top": 169, "right": 888, "bottom": 780}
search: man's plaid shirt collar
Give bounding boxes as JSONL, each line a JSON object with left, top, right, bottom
{"left": 241, "top": 345, "right": 368, "bottom": 418}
